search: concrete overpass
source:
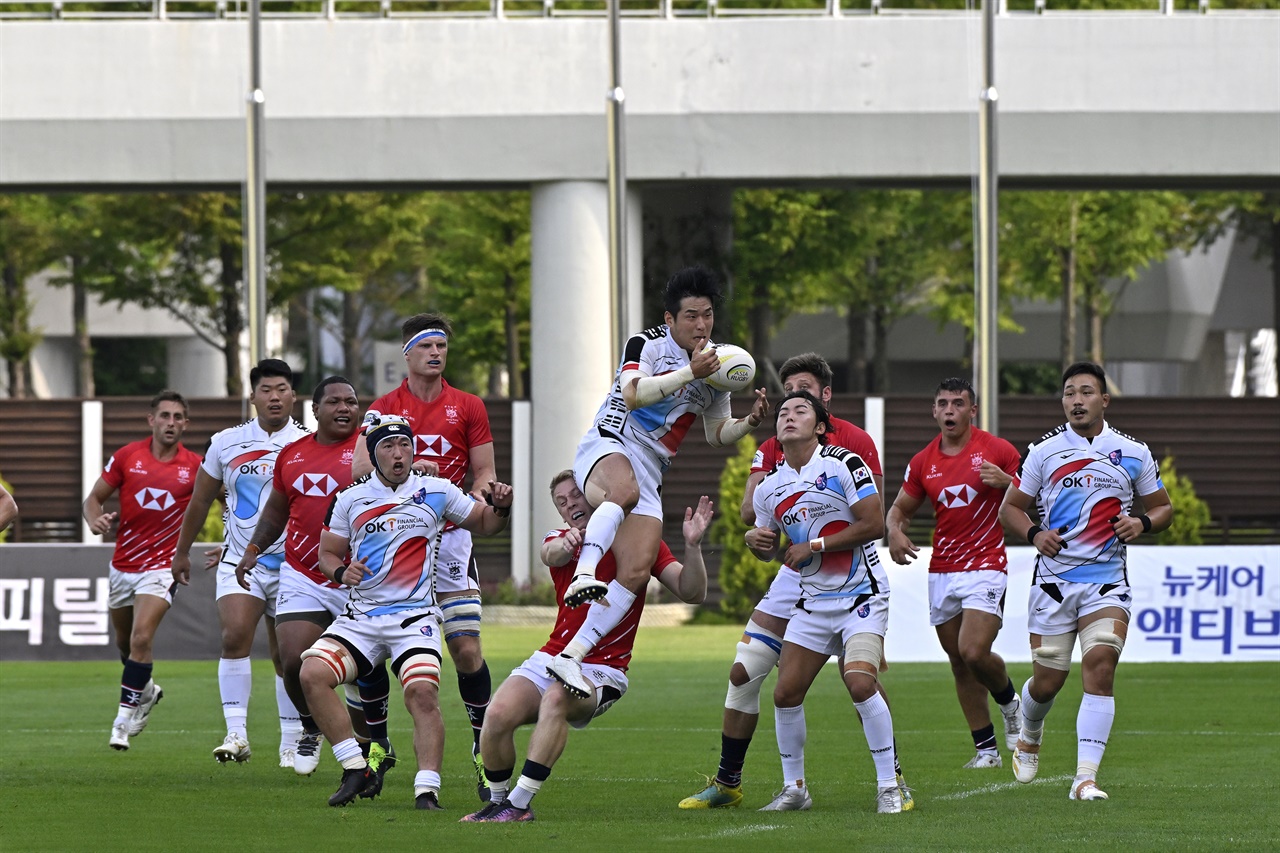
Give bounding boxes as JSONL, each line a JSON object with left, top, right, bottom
{"left": 3, "top": 12, "right": 1277, "bottom": 561}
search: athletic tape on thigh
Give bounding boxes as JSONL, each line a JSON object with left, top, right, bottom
{"left": 301, "top": 636, "right": 357, "bottom": 684}
{"left": 1032, "top": 631, "right": 1076, "bottom": 671}
{"left": 724, "top": 619, "right": 782, "bottom": 715}
{"left": 1078, "top": 619, "right": 1126, "bottom": 658}
{"left": 842, "top": 633, "right": 884, "bottom": 673}
{"left": 440, "top": 594, "right": 482, "bottom": 640}
{"left": 396, "top": 649, "right": 443, "bottom": 688}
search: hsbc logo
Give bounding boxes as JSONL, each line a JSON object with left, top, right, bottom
{"left": 415, "top": 434, "right": 452, "bottom": 458}
{"left": 135, "top": 488, "right": 175, "bottom": 511}
{"left": 293, "top": 473, "right": 338, "bottom": 497}
{"left": 938, "top": 484, "right": 977, "bottom": 509}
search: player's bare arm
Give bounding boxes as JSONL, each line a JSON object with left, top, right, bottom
{"left": 782, "top": 493, "right": 885, "bottom": 569}
{"left": 458, "top": 480, "right": 513, "bottom": 536}
{"left": 467, "top": 441, "right": 497, "bottom": 501}
{"left": 886, "top": 489, "right": 925, "bottom": 565}
{"left": 316, "top": 529, "right": 355, "bottom": 585}
{"left": 83, "top": 477, "right": 119, "bottom": 536}
{"left": 541, "top": 527, "right": 583, "bottom": 568}
{"left": 235, "top": 488, "right": 289, "bottom": 589}
{"left": 1111, "top": 487, "right": 1173, "bottom": 543}
{"left": 671, "top": 496, "right": 714, "bottom": 604}
{"left": 171, "top": 468, "right": 225, "bottom": 586}
{"left": 740, "top": 471, "right": 766, "bottom": 525}
{"left": 1000, "top": 486, "right": 1066, "bottom": 558}
{"left": 0, "top": 483, "right": 18, "bottom": 532}
{"left": 979, "top": 460, "right": 1013, "bottom": 490}
{"left": 745, "top": 525, "right": 781, "bottom": 562}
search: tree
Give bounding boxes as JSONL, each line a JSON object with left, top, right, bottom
{"left": 0, "top": 195, "right": 59, "bottom": 398}
{"left": 712, "top": 435, "right": 777, "bottom": 620}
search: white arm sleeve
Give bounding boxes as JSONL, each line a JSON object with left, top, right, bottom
{"left": 629, "top": 365, "right": 696, "bottom": 408}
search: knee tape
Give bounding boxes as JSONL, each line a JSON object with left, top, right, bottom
{"left": 724, "top": 620, "right": 782, "bottom": 715}
{"left": 1031, "top": 631, "right": 1076, "bottom": 671}
{"left": 397, "top": 651, "right": 442, "bottom": 689}
{"left": 1079, "top": 619, "right": 1126, "bottom": 658}
{"left": 440, "top": 594, "right": 482, "bottom": 641}
{"left": 301, "top": 637, "right": 357, "bottom": 684}
{"left": 842, "top": 633, "right": 884, "bottom": 673}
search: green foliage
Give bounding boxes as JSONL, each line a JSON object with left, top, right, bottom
{"left": 487, "top": 577, "right": 558, "bottom": 606}
{"left": 1156, "top": 454, "right": 1211, "bottom": 546}
{"left": 197, "top": 506, "right": 225, "bottom": 547}
{"left": 712, "top": 435, "right": 779, "bottom": 619}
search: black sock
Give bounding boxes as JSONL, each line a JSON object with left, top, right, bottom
{"left": 972, "top": 724, "right": 997, "bottom": 752}
{"left": 357, "top": 662, "right": 391, "bottom": 746}
{"left": 993, "top": 678, "right": 1017, "bottom": 707}
{"left": 299, "top": 713, "right": 321, "bottom": 735}
{"left": 485, "top": 766, "right": 514, "bottom": 786}
{"left": 520, "top": 759, "right": 552, "bottom": 784}
{"left": 120, "top": 659, "right": 152, "bottom": 708}
{"left": 457, "top": 661, "right": 492, "bottom": 750}
{"left": 716, "top": 734, "right": 752, "bottom": 788}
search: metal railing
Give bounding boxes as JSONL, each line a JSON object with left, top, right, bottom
{"left": 0, "top": 0, "right": 1273, "bottom": 21}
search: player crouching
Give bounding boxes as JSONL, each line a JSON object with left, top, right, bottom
{"left": 300, "top": 415, "right": 514, "bottom": 808}
{"left": 461, "top": 471, "right": 712, "bottom": 823}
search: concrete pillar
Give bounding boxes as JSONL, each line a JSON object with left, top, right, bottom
{"left": 167, "top": 336, "right": 225, "bottom": 397}
{"left": 529, "top": 181, "right": 641, "bottom": 580}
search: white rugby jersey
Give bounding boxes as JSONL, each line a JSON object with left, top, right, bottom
{"left": 753, "top": 444, "right": 887, "bottom": 602}
{"left": 202, "top": 418, "right": 309, "bottom": 569}
{"left": 1016, "top": 421, "right": 1163, "bottom": 586}
{"left": 588, "top": 325, "right": 732, "bottom": 470}
{"left": 324, "top": 472, "right": 476, "bottom": 618}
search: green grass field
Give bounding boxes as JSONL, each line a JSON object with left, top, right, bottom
{"left": 2, "top": 626, "right": 1277, "bottom": 852}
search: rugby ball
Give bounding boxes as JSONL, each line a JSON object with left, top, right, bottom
{"left": 705, "top": 344, "right": 757, "bottom": 393}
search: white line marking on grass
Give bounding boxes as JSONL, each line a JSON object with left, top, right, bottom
{"left": 704, "top": 824, "right": 784, "bottom": 839}
{"left": 936, "top": 774, "right": 1073, "bottom": 800}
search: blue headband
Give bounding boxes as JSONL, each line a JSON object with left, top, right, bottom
{"left": 403, "top": 328, "right": 448, "bottom": 356}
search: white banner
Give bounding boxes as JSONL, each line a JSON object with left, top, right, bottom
{"left": 882, "top": 545, "right": 1280, "bottom": 663}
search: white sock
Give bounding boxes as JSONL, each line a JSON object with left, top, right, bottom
{"left": 854, "top": 692, "right": 898, "bottom": 789}
{"left": 1076, "top": 692, "right": 1115, "bottom": 779}
{"left": 489, "top": 780, "right": 510, "bottom": 805}
{"left": 276, "top": 675, "right": 302, "bottom": 750}
{"left": 508, "top": 776, "right": 543, "bottom": 809}
{"left": 575, "top": 502, "right": 626, "bottom": 578}
{"left": 414, "top": 770, "right": 442, "bottom": 797}
{"left": 563, "top": 579, "right": 637, "bottom": 660}
{"left": 1020, "top": 677, "right": 1054, "bottom": 745}
{"left": 218, "top": 656, "right": 252, "bottom": 737}
{"left": 773, "top": 704, "right": 807, "bottom": 788}
{"left": 332, "top": 737, "right": 365, "bottom": 770}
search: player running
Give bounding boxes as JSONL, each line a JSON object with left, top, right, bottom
{"left": 172, "top": 358, "right": 310, "bottom": 766}
{"left": 234, "top": 376, "right": 395, "bottom": 782}
{"left": 748, "top": 391, "right": 907, "bottom": 815}
{"left": 301, "top": 415, "right": 513, "bottom": 809}
{"left": 462, "top": 471, "right": 711, "bottom": 823}
{"left": 1000, "top": 362, "right": 1172, "bottom": 802}
{"left": 885, "top": 377, "right": 1024, "bottom": 769}
{"left": 546, "top": 266, "right": 767, "bottom": 701}
{"left": 354, "top": 312, "right": 497, "bottom": 801}
{"left": 84, "top": 391, "right": 202, "bottom": 751}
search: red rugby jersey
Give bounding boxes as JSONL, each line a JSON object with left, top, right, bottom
{"left": 752, "top": 415, "right": 883, "bottom": 479}
{"left": 273, "top": 432, "right": 360, "bottom": 584}
{"left": 366, "top": 379, "right": 493, "bottom": 488}
{"left": 101, "top": 438, "right": 202, "bottom": 573}
{"left": 539, "top": 532, "right": 677, "bottom": 671}
{"left": 901, "top": 427, "right": 1021, "bottom": 573}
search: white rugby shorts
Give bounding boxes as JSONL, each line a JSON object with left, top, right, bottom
{"left": 783, "top": 593, "right": 890, "bottom": 657}
{"left": 1027, "top": 580, "right": 1133, "bottom": 637}
{"left": 276, "top": 566, "right": 348, "bottom": 621}
{"left": 215, "top": 557, "right": 279, "bottom": 618}
{"left": 928, "top": 569, "right": 1008, "bottom": 626}
{"left": 755, "top": 566, "right": 802, "bottom": 621}
{"left": 573, "top": 427, "right": 664, "bottom": 521}
{"left": 509, "top": 649, "right": 629, "bottom": 728}
{"left": 325, "top": 607, "right": 444, "bottom": 681}
{"left": 108, "top": 566, "right": 175, "bottom": 609}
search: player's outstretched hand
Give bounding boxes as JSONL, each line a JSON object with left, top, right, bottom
{"left": 234, "top": 551, "right": 258, "bottom": 590}
{"left": 747, "top": 388, "right": 769, "bottom": 428}
{"left": 487, "top": 480, "right": 513, "bottom": 511}
{"left": 979, "top": 461, "right": 1013, "bottom": 489}
{"left": 89, "top": 511, "right": 118, "bottom": 536}
{"left": 888, "top": 527, "right": 919, "bottom": 565}
{"left": 563, "top": 527, "right": 584, "bottom": 551}
{"left": 690, "top": 343, "right": 720, "bottom": 379}
{"left": 683, "top": 496, "right": 715, "bottom": 546}
{"left": 171, "top": 552, "right": 192, "bottom": 587}
{"left": 744, "top": 526, "right": 778, "bottom": 561}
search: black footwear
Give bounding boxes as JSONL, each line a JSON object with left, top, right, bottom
{"left": 329, "top": 767, "right": 375, "bottom": 807}
{"left": 360, "top": 742, "right": 396, "bottom": 800}
{"left": 415, "top": 791, "right": 444, "bottom": 811}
